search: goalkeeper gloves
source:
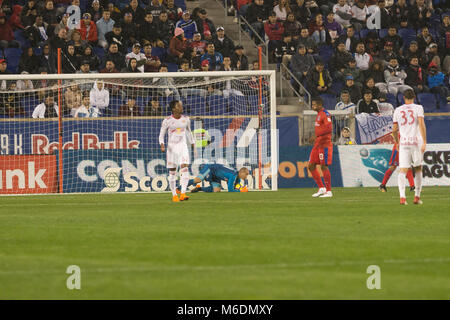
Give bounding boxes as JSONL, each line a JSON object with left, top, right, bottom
{"left": 240, "top": 186, "right": 249, "bottom": 193}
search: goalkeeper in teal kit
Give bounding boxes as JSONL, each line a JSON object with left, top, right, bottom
{"left": 179, "top": 164, "right": 250, "bottom": 193}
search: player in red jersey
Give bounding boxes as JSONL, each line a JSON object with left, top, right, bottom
{"left": 308, "top": 96, "right": 333, "bottom": 198}
{"left": 379, "top": 142, "right": 415, "bottom": 192}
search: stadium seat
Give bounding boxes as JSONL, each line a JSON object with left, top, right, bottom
{"left": 20, "top": 98, "right": 39, "bottom": 117}
{"left": 14, "top": 30, "right": 30, "bottom": 48}
{"left": 359, "top": 29, "right": 370, "bottom": 39}
{"left": 108, "top": 95, "right": 123, "bottom": 116}
{"left": 417, "top": 93, "right": 437, "bottom": 112}
{"left": 206, "top": 95, "right": 229, "bottom": 115}
{"left": 183, "top": 95, "right": 206, "bottom": 115}
{"left": 5, "top": 48, "right": 22, "bottom": 73}
{"left": 318, "top": 45, "right": 333, "bottom": 64}
{"left": 386, "top": 93, "right": 397, "bottom": 107}
{"left": 319, "top": 94, "right": 337, "bottom": 110}
{"left": 378, "top": 29, "right": 388, "bottom": 38}
{"left": 93, "top": 46, "right": 105, "bottom": 61}
{"left": 174, "top": 0, "right": 187, "bottom": 11}
{"left": 151, "top": 46, "right": 166, "bottom": 61}
{"left": 398, "top": 29, "right": 416, "bottom": 49}
{"left": 230, "top": 95, "right": 248, "bottom": 115}
{"left": 166, "top": 62, "right": 178, "bottom": 72}
{"left": 331, "top": 81, "right": 343, "bottom": 94}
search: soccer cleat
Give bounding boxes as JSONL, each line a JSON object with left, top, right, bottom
{"left": 312, "top": 187, "right": 327, "bottom": 197}
{"left": 319, "top": 191, "right": 333, "bottom": 198}
{"left": 413, "top": 196, "right": 423, "bottom": 205}
{"left": 379, "top": 184, "right": 387, "bottom": 192}
{"left": 410, "top": 186, "right": 415, "bottom": 192}
{"left": 172, "top": 195, "right": 180, "bottom": 202}
{"left": 400, "top": 198, "right": 407, "bottom": 205}
{"left": 179, "top": 193, "right": 190, "bottom": 201}
{"left": 190, "top": 185, "right": 202, "bottom": 193}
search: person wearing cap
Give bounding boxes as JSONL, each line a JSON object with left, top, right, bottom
{"left": 231, "top": 45, "right": 249, "bottom": 71}
{"left": 212, "top": 26, "right": 235, "bottom": 58}
{"left": 122, "top": 0, "right": 146, "bottom": 27}
{"left": 126, "top": 42, "right": 146, "bottom": 73}
{"left": 424, "top": 43, "right": 441, "bottom": 72}
{"left": 201, "top": 42, "right": 223, "bottom": 71}
{"left": 77, "top": 12, "right": 98, "bottom": 45}
{"left": 194, "top": 8, "right": 216, "bottom": 40}
{"left": 139, "top": 10, "right": 159, "bottom": 44}
{"left": 306, "top": 60, "right": 333, "bottom": 96}
{"left": 96, "top": 9, "right": 115, "bottom": 49}
{"left": 175, "top": 10, "right": 198, "bottom": 40}
{"left": 343, "top": 58, "right": 364, "bottom": 90}
{"left": 105, "top": 22, "right": 126, "bottom": 54}
{"left": 343, "top": 75, "right": 362, "bottom": 104}
{"left": 169, "top": 27, "right": 188, "bottom": 61}
{"left": 384, "top": 56, "right": 412, "bottom": 96}
{"left": 357, "top": 89, "right": 380, "bottom": 114}
{"left": 86, "top": 0, "right": 103, "bottom": 23}
{"left": 379, "top": 40, "right": 397, "bottom": 66}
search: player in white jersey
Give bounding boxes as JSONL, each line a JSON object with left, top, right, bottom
{"left": 392, "top": 89, "right": 427, "bottom": 205}
{"left": 159, "top": 100, "right": 195, "bottom": 202}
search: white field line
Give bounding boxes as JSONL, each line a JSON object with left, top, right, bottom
{"left": 0, "top": 258, "right": 449, "bottom": 276}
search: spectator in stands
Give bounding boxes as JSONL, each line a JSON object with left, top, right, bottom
{"left": 417, "top": 26, "right": 435, "bottom": 53}
{"left": 405, "top": 56, "right": 429, "bottom": 95}
{"left": 165, "top": 0, "right": 182, "bottom": 23}
{"left": 21, "top": 1, "right": 39, "bottom": 28}
{"left": 125, "top": 42, "right": 146, "bottom": 73}
{"left": 364, "top": 30, "right": 381, "bottom": 58}
{"left": 169, "top": 27, "right": 188, "bottom": 63}
{"left": 440, "top": 14, "right": 450, "bottom": 75}
{"left": 404, "top": 41, "right": 426, "bottom": 69}
{"left": 384, "top": 56, "right": 412, "bottom": 96}
{"left": 357, "top": 89, "right": 380, "bottom": 114}
{"left": 275, "top": 33, "right": 297, "bottom": 68}
{"left": 38, "top": 43, "right": 57, "bottom": 74}
{"left": 329, "top": 41, "right": 353, "bottom": 81}
{"left": 379, "top": 41, "right": 397, "bottom": 66}
{"left": 176, "top": 10, "right": 198, "bottom": 40}
{"left": 212, "top": 26, "right": 235, "bottom": 59}
{"left": 337, "top": 25, "right": 358, "bottom": 53}
{"left": 143, "top": 97, "right": 163, "bottom": 116}
{"left": 190, "top": 32, "right": 207, "bottom": 56}
{"left": 32, "top": 94, "right": 58, "bottom": 118}
{"left": 73, "top": 92, "right": 99, "bottom": 118}
{"left": 121, "top": 12, "right": 138, "bottom": 47}
{"left": 344, "top": 58, "right": 364, "bottom": 90}
{"left": 427, "top": 64, "right": 450, "bottom": 102}
{"left": 333, "top": 0, "right": 352, "bottom": 28}
{"left": 96, "top": 9, "right": 115, "bottom": 49}
{"left": 70, "top": 29, "right": 87, "bottom": 57}
{"left": 51, "top": 28, "right": 69, "bottom": 53}
{"left": 195, "top": 8, "right": 215, "bottom": 41}
{"left": 201, "top": 42, "right": 223, "bottom": 71}
{"left": 107, "top": 2, "right": 122, "bottom": 24}
{"left": 0, "top": 13, "right": 19, "bottom": 50}
{"left": 381, "top": 26, "right": 403, "bottom": 56}
{"left": 100, "top": 59, "right": 119, "bottom": 73}
{"left": 105, "top": 22, "right": 126, "bottom": 54}
{"left": 291, "top": 0, "right": 311, "bottom": 25}
{"left": 338, "top": 127, "right": 356, "bottom": 145}
{"left": 273, "top": 0, "right": 290, "bottom": 21}
{"left": 89, "top": 80, "right": 109, "bottom": 115}
{"left": 377, "top": 92, "right": 394, "bottom": 115}
{"left": 425, "top": 43, "right": 441, "bottom": 71}
{"left": 297, "top": 27, "right": 317, "bottom": 55}
{"left": 119, "top": 95, "right": 140, "bottom": 117}
{"left": 306, "top": 60, "right": 333, "bottom": 96}
{"left": 291, "top": 44, "right": 315, "bottom": 84}
{"left": 104, "top": 43, "right": 126, "bottom": 71}
{"left": 335, "top": 90, "right": 356, "bottom": 113}
{"left": 231, "top": 45, "right": 249, "bottom": 71}
{"left": 123, "top": 57, "right": 141, "bottom": 73}
{"left": 0, "top": 59, "right": 11, "bottom": 90}
{"left": 354, "top": 42, "right": 372, "bottom": 71}
{"left": 245, "top": 0, "right": 268, "bottom": 44}
{"left": 350, "top": 0, "right": 368, "bottom": 30}
{"left": 265, "top": 11, "right": 284, "bottom": 62}
{"left": 62, "top": 44, "right": 79, "bottom": 73}
{"left": 143, "top": 43, "right": 161, "bottom": 72}
{"left": 390, "top": 0, "right": 409, "bottom": 23}
{"left": 139, "top": 10, "right": 159, "bottom": 45}
{"left": 364, "top": 77, "right": 381, "bottom": 100}
{"left": 1, "top": 81, "right": 25, "bottom": 118}
{"left": 408, "top": 0, "right": 432, "bottom": 30}
{"left": 123, "top": 0, "right": 145, "bottom": 27}
{"left": 157, "top": 11, "right": 175, "bottom": 47}
{"left": 308, "top": 13, "right": 329, "bottom": 45}
{"left": 19, "top": 47, "right": 40, "bottom": 74}
{"left": 77, "top": 13, "right": 98, "bottom": 46}
{"left": 87, "top": 0, "right": 103, "bottom": 23}
{"left": 377, "top": 0, "right": 391, "bottom": 29}
{"left": 324, "top": 12, "right": 342, "bottom": 44}
{"left": 16, "top": 72, "right": 34, "bottom": 91}
{"left": 147, "top": 0, "right": 166, "bottom": 17}
{"left": 81, "top": 44, "right": 100, "bottom": 71}
{"left": 151, "top": 64, "right": 181, "bottom": 100}
{"left": 343, "top": 75, "right": 362, "bottom": 104}
{"left": 283, "top": 13, "right": 301, "bottom": 40}
{"left": 24, "top": 15, "right": 49, "bottom": 48}
{"left": 54, "top": 13, "right": 73, "bottom": 41}
{"left": 40, "top": 0, "right": 58, "bottom": 35}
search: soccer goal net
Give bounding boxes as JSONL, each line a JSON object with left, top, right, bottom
{"left": 0, "top": 71, "right": 277, "bottom": 195}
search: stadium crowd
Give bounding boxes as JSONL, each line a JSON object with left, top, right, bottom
{"left": 0, "top": 0, "right": 449, "bottom": 118}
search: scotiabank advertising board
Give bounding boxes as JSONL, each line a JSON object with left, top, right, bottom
{"left": 338, "top": 144, "right": 450, "bottom": 187}
{"left": 0, "top": 155, "right": 58, "bottom": 194}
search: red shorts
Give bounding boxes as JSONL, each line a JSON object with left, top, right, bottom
{"left": 389, "top": 146, "right": 399, "bottom": 166}
{"left": 309, "top": 145, "right": 333, "bottom": 166}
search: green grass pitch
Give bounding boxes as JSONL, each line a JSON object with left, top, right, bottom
{"left": 0, "top": 187, "right": 449, "bottom": 300}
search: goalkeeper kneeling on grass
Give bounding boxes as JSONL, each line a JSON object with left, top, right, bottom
{"left": 178, "top": 164, "right": 250, "bottom": 193}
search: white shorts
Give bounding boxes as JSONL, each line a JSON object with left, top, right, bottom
{"left": 399, "top": 144, "right": 423, "bottom": 168}
{"left": 166, "top": 143, "right": 190, "bottom": 168}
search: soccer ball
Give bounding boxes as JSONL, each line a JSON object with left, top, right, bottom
{"left": 235, "top": 184, "right": 243, "bottom": 191}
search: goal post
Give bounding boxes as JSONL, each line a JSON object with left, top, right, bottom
{"left": 0, "top": 71, "right": 278, "bottom": 195}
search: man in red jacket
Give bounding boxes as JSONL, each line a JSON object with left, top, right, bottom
{"left": 264, "top": 11, "right": 284, "bottom": 63}
{"left": 77, "top": 13, "right": 98, "bottom": 46}
{"left": 308, "top": 96, "right": 334, "bottom": 198}
{"left": 0, "top": 12, "right": 16, "bottom": 49}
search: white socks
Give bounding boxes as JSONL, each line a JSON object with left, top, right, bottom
{"left": 414, "top": 170, "right": 422, "bottom": 197}
{"left": 168, "top": 171, "right": 177, "bottom": 196}
{"left": 180, "top": 167, "right": 190, "bottom": 194}
{"left": 398, "top": 172, "right": 406, "bottom": 199}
